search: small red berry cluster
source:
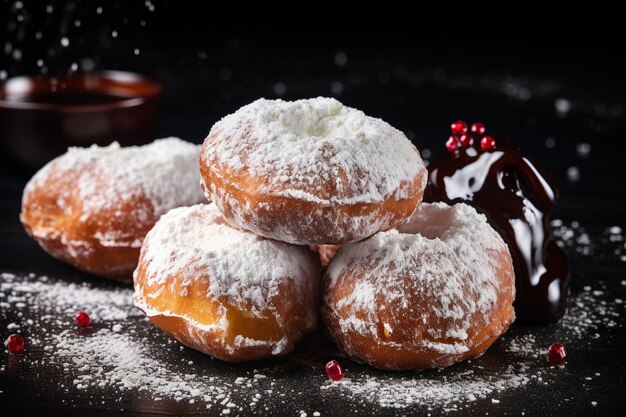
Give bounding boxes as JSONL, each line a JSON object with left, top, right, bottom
{"left": 446, "top": 120, "right": 495, "bottom": 152}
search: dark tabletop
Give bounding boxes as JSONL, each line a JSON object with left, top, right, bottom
{"left": 1, "top": 4, "right": 626, "bottom": 417}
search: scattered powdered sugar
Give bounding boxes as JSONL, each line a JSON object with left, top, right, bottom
{"left": 0, "top": 272, "right": 277, "bottom": 413}
{"left": 504, "top": 282, "right": 623, "bottom": 362}
{"left": 1, "top": 255, "right": 624, "bottom": 414}
{"left": 202, "top": 97, "right": 425, "bottom": 204}
{"left": 1, "top": 218, "right": 624, "bottom": 414}
{"left": 552, "top": 219, "right": 626, "bottom": 262}
{"left": 323, "top": 366, "right": 530, "bottom": 412}
{"left": 22, "top": 138, "right": 205, "bottom": 247}
{"left": 552, "top": 219, "right": 596, "bottom": 257}
{"left": 560, "top": 284, "right": 623, "bottom": 341}
{"left": 1, "top": 274, "right": 139, "bottom": 322}
{"left": 52, "top": 328, "right": 242, "bottom": 402}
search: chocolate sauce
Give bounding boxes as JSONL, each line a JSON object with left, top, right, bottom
{"left": 425, "top": 135, "right": 570, "bottom": 324}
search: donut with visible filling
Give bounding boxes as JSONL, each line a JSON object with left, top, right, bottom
{"left": 133, "top": 203, "right": 321, "bottom": 362}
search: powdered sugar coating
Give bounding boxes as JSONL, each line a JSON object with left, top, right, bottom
{"left": 323, "top": 202, "right": 515, "bottom": 369}
{"left": 203, "top": 97, "right": 424, "bottom": 203}
{"left": 200, "top": 98, "right": 427, "bottom": 244}
{"left": 22, "top": 138, "right": 205, "bottom": 248}
{"left": 133, "top": 203, "right": 320, "bottom": 358}
{"left": 136, "top": 203, "right": 319, "bottom": 316}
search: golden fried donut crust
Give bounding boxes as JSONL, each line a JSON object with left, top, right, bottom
{"left": 322, "top": 202, "right": 516, "bottom": 370}
{"left": 20, "top": 139, "right": 204, "bottom": 280}
{"left": 133, "top": 204, "right": 321, "bottom": 362}
{"left": 199, "top": 98, "right": 428, "bottom": 245}
{"left": 21, "top": 163, "right": 153, "bottom": 280}
{"left": 199, "top": 157, "right": 426, "bottom": 245}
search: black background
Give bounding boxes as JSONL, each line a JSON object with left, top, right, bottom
{"left": 1, "top": 2, "right": 626, "bottom": 416}
{"left": 1, "top": 2, "right": 625, "bottom": 218}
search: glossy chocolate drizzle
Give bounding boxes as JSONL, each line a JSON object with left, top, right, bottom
{"left": 425, "top": 134, "right": 570, "bottom": 324}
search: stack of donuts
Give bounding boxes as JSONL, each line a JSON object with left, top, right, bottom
{"left": 22, "top": 98, "right": 515, "bottom": 370}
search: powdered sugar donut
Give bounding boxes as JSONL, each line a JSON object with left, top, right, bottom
{"left": 21, "top": 138, "right": 205, "bottom": 280}
{"left": 199, "top": 97, "right": 427, "bottom": 245}
{"left": 322, "top": 202, "right": 515, "bottom": 370}
{"left": 133, "top": 203, "right": 320, "bottom": 362}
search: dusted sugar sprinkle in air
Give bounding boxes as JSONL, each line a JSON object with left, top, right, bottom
{"left": 202, "top": 97, "right": 425, "bottom": 204}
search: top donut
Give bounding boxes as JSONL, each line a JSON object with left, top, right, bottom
{"left": 200, "top": 97, "right": 427, "bottom": 245}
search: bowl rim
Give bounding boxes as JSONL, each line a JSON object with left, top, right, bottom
{"left": 0, "top": 70, "right": 162, "bottom": 112}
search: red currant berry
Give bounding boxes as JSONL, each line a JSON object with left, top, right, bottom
{"left": 450, "top": 120, "right": 467, "bottom": 135}
{"left": 6, "top": 334, "right": 24, "bottom": 353}
{"left": 445, "top": 136, "right": 459, "bottom": 152}
{"left": 325, "top": 360, "right": 343, "bottom": 381}
{"left": 547, "top": 343, "right": 566, "bottom": 366}
{"left": 471, "top": 122, "right": 486, "bottom": 135}
{"left": 459, "top": 134, "right": 473, "bottom": 147}
{"left": 480, "top": 135, "right": 496, "bottom": 150}
{"left": 75, "top": 311, "right": 91, "bottom": 327}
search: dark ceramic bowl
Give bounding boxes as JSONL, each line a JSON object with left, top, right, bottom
{"left": 0, "top": 71, "right": 162, "bottom": 171}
